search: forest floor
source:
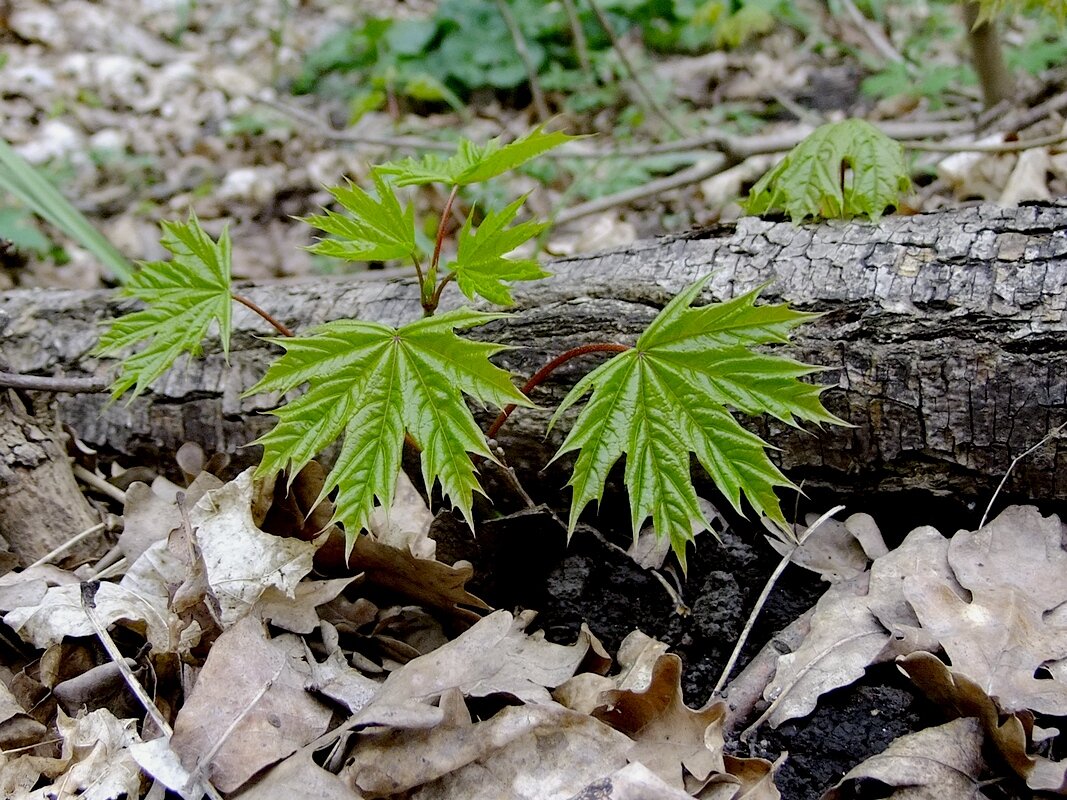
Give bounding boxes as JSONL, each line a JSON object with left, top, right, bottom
{"left": 3, "top": 1, "right": 1067, "bottom": 798}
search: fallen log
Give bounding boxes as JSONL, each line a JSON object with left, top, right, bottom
{"left": 4, "top": 200, "right": 1067, "bottom": 510}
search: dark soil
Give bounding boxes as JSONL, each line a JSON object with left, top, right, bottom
{"left": 430, "top": 468, "right": 1064, "bottom": 799}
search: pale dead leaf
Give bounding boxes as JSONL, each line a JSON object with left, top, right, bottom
{"left": 347, "top": 533, "right": 490, "bottom": 625}
{"left": 764, "top": 575, "right": 888, "bottom": 727}
{"left": 234, "top": 750, "right": 365, "bottom": 800}
{"left": 766, "top": 512, "right": 871, "bottom": 583}
{"left": 344, "top": 702, "right": 632, "bottom": 799}
{"left": 823, "top": 717, "right": 985, "bottom": 799}
{"left": 369, "top": 471, "right": 436, "bottom": 559}
{"left": 949, "top": 505, "right": 1067, "bottom": 607}
{"left": 170, "top": 616, "right": 332, "bottom": 793}
{"left": 905, "top": 578, "right": 1067, "bottom": 715}
{"left": 721, "top": 754, "right": 781, "bottom": 799}
{"left": 120, "top": 481, "right": 179, "bottom": 563}
{"left": 32, "top": 709, "right": 143, "bottom": 800}
{"left": 189, "top": 469, "right": 319, "bottom": 627}
{"left": 129, "top": 737, "right": 213, "bottom": 800}
{"left": 253, "top": 576, "right": 356, "bottom": 634}
{"left": 4, "top": 581, "right": 148, "bottom": 650}
{"left": 900, "top": 651, "right": 1067, "bottom": 793}
{"left": 866, "top": 525, "right": 955, "bottom": 634}
{"left": 569, "top": 761, "right": 700, "bottom": 799}
{"left": 1000, "top": 147, "right": 1052, "bottom": 206}
{"left": 594, "top": 654, "right": 727, "bottom": 788}
{"left": 630, "top": 498, "right": 716, "bottom": 569}
{"left": 304, "top": 645, "right": 381, "bottom": 715}
{"left": 0, "top": 680, "right": 46, "bottom": 749}
{"left": 373, "top": 609, "right": 593, "bottom": 707}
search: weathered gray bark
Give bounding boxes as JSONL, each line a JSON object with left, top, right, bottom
{"left": 0, "top": 391, "right": 103, "bottom": 564}
{"left": 4, "top": 201, "right": 1067, "bottom": 506}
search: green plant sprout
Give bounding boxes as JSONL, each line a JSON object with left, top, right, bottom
{"left": 97, "top": 126, "right": 846, "bottom": 566}
{"left": 743, "top": 119, "right": 911, "bottom": 223}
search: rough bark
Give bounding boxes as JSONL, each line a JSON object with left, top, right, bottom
{"left": 0, "top": 391, "right": 103, "bottom": 564}
{"left": 4, "top": 201, "right": 1067, "bottom": 508}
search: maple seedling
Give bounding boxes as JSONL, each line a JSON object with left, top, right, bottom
{"left": 97, "top": 125, "right": 844, "bottom": 566}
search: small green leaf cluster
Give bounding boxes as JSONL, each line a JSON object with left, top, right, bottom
{"left": 743, "top": 119, "right": 911, "bottom": 223}
{"left": 293, "top": 0, "right": 807, "bottom": 119}
{"left": 97, "top": 125, "right": 843, "bottom": 567}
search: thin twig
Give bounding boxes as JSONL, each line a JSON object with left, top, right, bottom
{"left": 73, "top": 464, "right": 127, "bottom": 504}
{"left": 980, "top": 420, "right": 1067, "bottom": 529}
{"left": 0, "top": 371, "right": 109, "bottom": 394}
{"left": 232, "top": 293, "right": 295, "bottom": 337}
{"left": 903, "top": 130, "right": 1067, "bottom": 153}
{"left": 495, "top": 0, "right": 550, "bottom": 121}
{"left": 188, "top": 666, "right": 283, "bottom": 790}
{"left": 89, "top": 557, "right": 128, "bottom": 581}
{"left": 836, "top": 0, "right": 904, "bottom": 64}
{"left": 486, "top": 342, "right": 631, "bottom": 439}
{"left": 584, "top": 0, "right": 686, "bottom": 137}
{"left": 712, "top": 505, "right": 845, "bottom": 697}
{"left": 27, "top": 521, "right": 108, "bottom": 569}
{"left": 80, "top": 582, "right": 225, "bottom": 800}
{"left": 554, "top": 154, "right": 727, "bottom": 225}
{"left": 561, "top": 0, "right": 593, "bottom": 79}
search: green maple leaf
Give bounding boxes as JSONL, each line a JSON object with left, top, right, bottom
{"left": 451, "top": 196, "right": 550, "bottom": 305}
{"left": 245, "top": 308, "right": 533, "bottom": 549}
{"left": 94, "top": 214, "right": 232, "bottom": 400}
{"left": 303, "top": 171, "right": 417, "bottom": 262}
{"left": 743, "top": 119, "right": 911, "bottom": 223}
{"left": 375, "top": 125, "right": 577, "bottom": 187}
{"left": 550, "top": 276, "right": 842, "bottom": 567}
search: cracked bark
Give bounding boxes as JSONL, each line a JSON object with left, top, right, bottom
{"left": 3, "top": 201, "right": 1067, "bottom": 509}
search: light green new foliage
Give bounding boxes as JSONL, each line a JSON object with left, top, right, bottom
{"left": 302, "top": 171, "right": 418, "bottom": 262}
{"left": 375, "top": 124, "right": 578, "bottom": 187}
{"left": 245, "top": 308, "right": 534, "bottom": 550}
{"left": 453, "top": 196, "right": 549, "bottom": 305}
{"left": 94, "top": 214, "right": 232, "bottom": 400}
{"left": 550, "top": 276, "right": 842, "bottom": 568}
{"left": 974, "top": 0, "right": 1067, "bottom": 24}
{"left": 744, "top": 119, "right": 910, "bottom": 223}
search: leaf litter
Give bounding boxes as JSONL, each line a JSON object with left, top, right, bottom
{"left": 3, "top": 430, "right": 1067, "bottom": 799}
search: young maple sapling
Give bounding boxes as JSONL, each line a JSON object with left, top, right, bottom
{"left": 96, "top": 124, "right": 845, "bottom": 568}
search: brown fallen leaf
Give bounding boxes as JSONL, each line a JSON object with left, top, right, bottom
{"left": 899, "top": 651, "right": 1067, "bottom": 794}
{"left": 0, "top": 680, "right": 46, "bottom": 749}
{"left": 170, "top": 615, "right": 332, "bottom": 793}
{"left": 594, "top": 653, "right": 727, "bottom": 789}
{"left": 343, "top": 702, "right": 633, "bottom": 799}
{"left": 823, "top": 717, "right": 985, "bottom": 799}
{"left": 904, "top": 577, "right": 1067, "bottom": 716}
{"left": 252, "top": 576, "right": 357, "bottom": 634}
{"left": 765, "top": 512, "right": 882, "bottom": 583}
{"left": 30, "top": 708, "right": 144, "bottom": 800}
{"left": 568, "top": 761, "right": 700, "bottom": 799}
{"left": 234, "top": 750, "right": 365, "bottom": 800}
{"left": 761, "top": 575, "right": 888, "bottom": 728}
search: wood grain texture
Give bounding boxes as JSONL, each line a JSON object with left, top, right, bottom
{"left": 4, "top": 201, "right": 1067, "bottom": 505}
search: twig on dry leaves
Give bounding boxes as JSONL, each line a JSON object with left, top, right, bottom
{"left": 561, "top": 0, "right": 593, "bottom": 80}
{"left": 980, "top": 419, "right": 1067, "bottom": 529}
{"left": 73, "top": 464, "right": 127, "bottom": 504}
{"left": 27, "top": 520, "right": 111, "bottom": 569}
{"left": 904, "top": 129, "right": 1067, "bottom": 153}
{"left": 712, "top": 505, "right": 845, "bottom": 698}
{"left": 79, "top": 582, "right": 226, "bottom": 800}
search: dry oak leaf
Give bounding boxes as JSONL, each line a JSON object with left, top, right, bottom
{"left": 762, "top": 574, "right": 888, "bottom": 727}
{"left": 905, "top": 577, "right": 1067, "bottom": 716}
{"left": 188, "top": 469, "right": 319, "bottom": 627}
{"left": 170, "top": 615, "right": 332, "bottom": 793}
{"left": 823, "top": 717, "right": 985, "bottom": 799}
{"left": 900, "top": 651, "right": 1067, "bottom": 794}
{"left": 594, "top": 653, "right": 728, "bottom": 789}
{"left": 343, "top": 701, "right": 632, "bottom": 800}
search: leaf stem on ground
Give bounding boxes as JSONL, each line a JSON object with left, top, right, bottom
{"left": 486, "top": 342, "right": 631, "bottom": 439}
{"left": 232, "top": 293, "right": 294, "bottom": 337}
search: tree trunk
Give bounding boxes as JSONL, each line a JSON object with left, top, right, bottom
{"left": 3, "top": 201, "right": 1067, "bottom": 512}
